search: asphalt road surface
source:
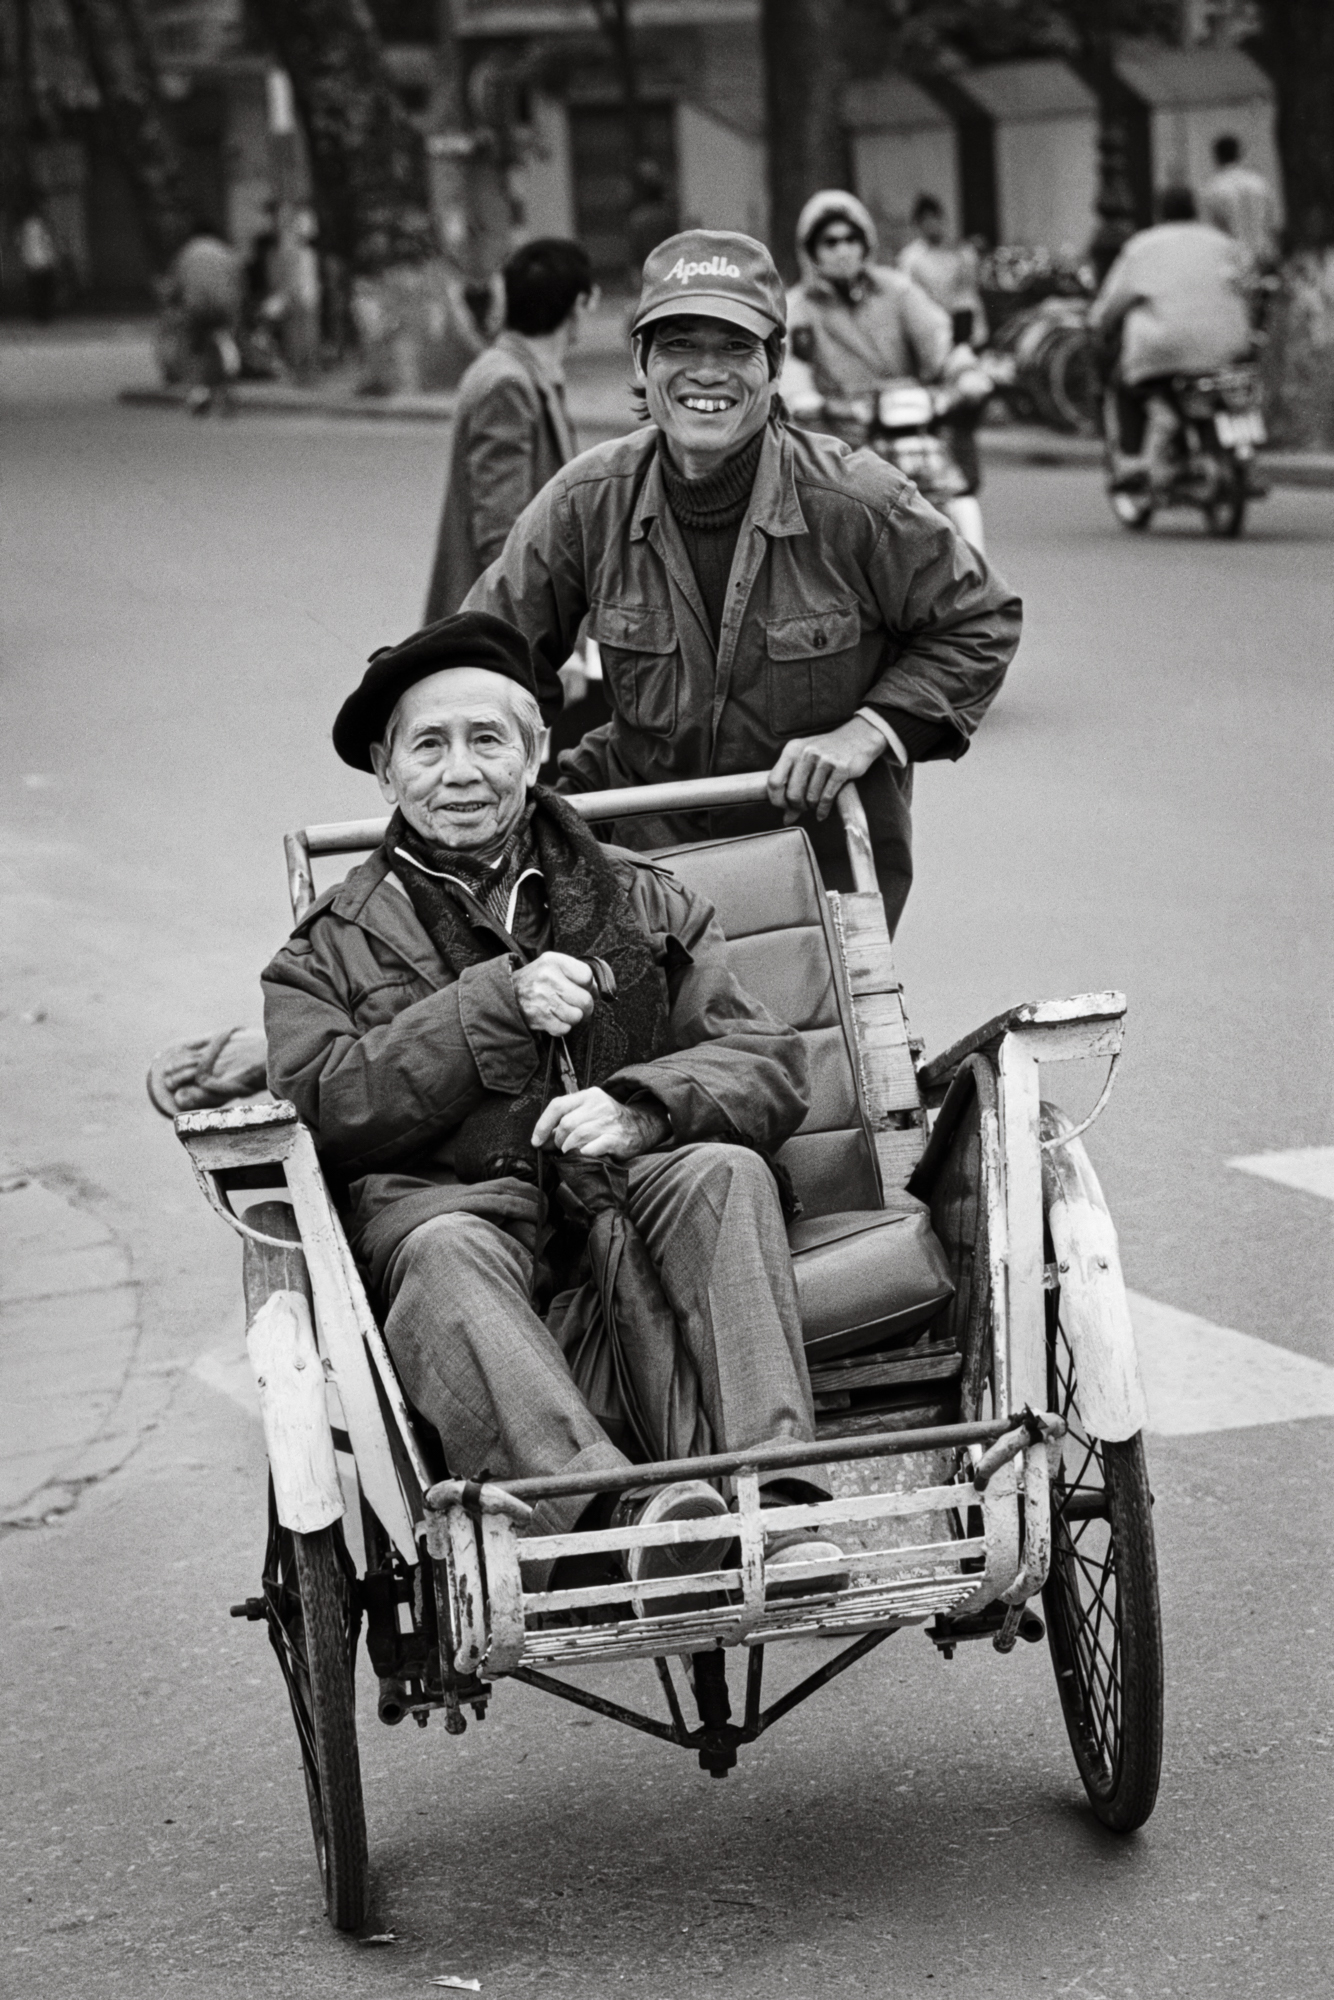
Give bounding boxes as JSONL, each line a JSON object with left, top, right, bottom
{"left": 3, "top": 374, "right": 1332, "bottom": 2000}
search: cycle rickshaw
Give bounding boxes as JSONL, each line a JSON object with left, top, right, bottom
{"left": 176, "top": 771, "right": 1163, "bottom": 1931}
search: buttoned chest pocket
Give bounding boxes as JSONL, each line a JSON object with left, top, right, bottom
{"left": 764, "top": 604, "right": 864, "bottom": 736}
{"left": 589, "top": 602, "right": 679, "bottom": 736}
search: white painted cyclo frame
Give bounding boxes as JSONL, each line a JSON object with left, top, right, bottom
{"left": 176, "top": 772, "right": 1144, "bottom": 1678}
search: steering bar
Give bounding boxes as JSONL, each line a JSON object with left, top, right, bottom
{"left": 295, "top": 774, "right": 879, "bottom": 901}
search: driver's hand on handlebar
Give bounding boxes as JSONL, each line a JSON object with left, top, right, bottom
{"left": 767, "top": 715, "right": 887, "bottom": 823}
{"left": 511, "top": 952, "right": 596, "bottom": 1037}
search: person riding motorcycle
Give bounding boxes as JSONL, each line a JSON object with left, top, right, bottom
{"left": 780, "top": 191, "right": 990, "bottom": 548}
{"left": 781, "top": 191, "right": 952, "bottom": 424}
{"left": 1088, "top": 184, "right": 1253, "bottom": 496}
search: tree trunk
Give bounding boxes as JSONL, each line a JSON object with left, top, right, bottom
{"left": 0, "top": 0, "right": 30, "bottom": 248}
{"left": 260, "top": 0, "right": 437, "bottom": 272}
{"left": 1252, "top": 0, "right": 1334, "bottom": 249}
{"left": 61, "top": 0, "right": 192, "bottom": 267}
{"left": 1074, "top": 30, "right": 1145, "bottom": 283}
{"left": 590, "top": 0, "right": 644, "bottom": 176}
{"left": 762, "top": 0, "right": 849, "bottom": 280}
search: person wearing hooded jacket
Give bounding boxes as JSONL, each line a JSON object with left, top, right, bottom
{"left": 780, "top": 191, "right": 954, "bottom": 430}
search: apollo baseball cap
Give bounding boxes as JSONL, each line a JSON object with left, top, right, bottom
{"left": 631, "top": 229, "right": 787, "bottom": 341}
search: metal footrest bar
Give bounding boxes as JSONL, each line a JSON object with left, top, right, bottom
{"left": 430, "top": 1415, "right": 1024, "bottom": 1513}
{"left": 424, "top": 1423, "right": 1061, "bottom": 1680}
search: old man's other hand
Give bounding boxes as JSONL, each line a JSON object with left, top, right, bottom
{"left": 767, "top": 714, "right": 887, "bottom": 823}
{"left": 511, "top": 950, "right": 596, "bottom": 1036}
{"left": 532, "top": 1087, "right": 671, "bottom": 1159}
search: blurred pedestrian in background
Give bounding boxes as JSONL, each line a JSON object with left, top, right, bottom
{"left": 1202, "top": 135, "right": 1280, "bottom": 274}
{"left": 898, "top": 193, "right": 988, "bottom": 348}
{"left": 166, "top": 219, "right": 243, "bottom": 415}
{"left": 18, "top": 203, "right": 60, "bottom": 324}
{"left": 424, "top": 237, "right": 595, "bottom": 620}
{"left": 1090, "top": 184, "right": 1252, "bottom": 492}
{"left": 273, "top": 205, "right": 323, "bottom": 382}
{"left": 628, "top": 159, "right": 676, "bottom": 282}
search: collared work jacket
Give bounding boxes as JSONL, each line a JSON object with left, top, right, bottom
{"left": 261, "top": 843, "right": 809, "bottom": 1288}
{"left": 424, "top": 331, "right": 576, "bottom": 622}
{"left": 465, "top": 419, "right": 1020, "bottom": 926}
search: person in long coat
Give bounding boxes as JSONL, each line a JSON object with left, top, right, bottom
{"left": 423, "top": 239, "right": 594, "bottom": 622}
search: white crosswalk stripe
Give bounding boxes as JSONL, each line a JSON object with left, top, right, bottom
{"left": 193, "top": 1155, "right": 1334, "bottom": 1446}
{"left": 1228, "top": 1145, "right": 1334, "bottom": 1202}
{"left": 195, "top": 1292, "right": 1334, "bottom": 1445}
{"left": 1129, "top": 1290, "right": 1334, "bottom": 1436}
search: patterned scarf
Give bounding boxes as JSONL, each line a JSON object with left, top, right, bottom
{"left": 386, "top": 786, "right": 673, "bottom": 1186}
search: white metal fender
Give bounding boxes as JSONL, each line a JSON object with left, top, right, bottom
{"left": 1040, "top": 1108, "right": 1148, "bottom": 1442}
{"left": 247, "top": 1288, "right": 344, "bottom": 1533}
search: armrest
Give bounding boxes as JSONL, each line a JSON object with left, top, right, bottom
{"left": 918, "top": 993, "right": 1126, "bottom": 1103}
{"left": 175, "top": 1097, "right": 302, "bottom": 1176}
{"left": 175, "top": 1099, "right": 298, "bottom": 1138}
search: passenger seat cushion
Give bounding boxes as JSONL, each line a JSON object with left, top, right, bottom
{"left": 791, "top": 1198, "right": 956, "bottom": 1362}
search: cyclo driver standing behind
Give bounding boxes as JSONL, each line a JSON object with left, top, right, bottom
{"left": 467, "top": 227, "right": 1020, "bottom": 937}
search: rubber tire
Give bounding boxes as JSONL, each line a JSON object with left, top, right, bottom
{"left": 1204, "top": 457, "right": 1247, "bottom": 538}
{"left": 1046, "top": 328, "right": 1101, "bottom": 435}
{"left": 1042, "top": 1294, "right": 1164, "bottom": 1833}
{"left": 1110, "top": 488, "right": 1154, "bottom": 531}
{"left": 289, "top": 1526, "right": 370, "bottom": 1930}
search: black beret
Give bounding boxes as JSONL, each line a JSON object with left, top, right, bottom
{"left": 332, "top": 611, "right": 563, "bottom": 772}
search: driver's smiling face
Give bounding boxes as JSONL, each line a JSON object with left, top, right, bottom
{"left": 639, "top": 315, "right": 774, "bottom": 468}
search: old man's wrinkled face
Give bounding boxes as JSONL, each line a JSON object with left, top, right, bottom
{"left": 370, "top": 667, "right": 542, "bottom": 856}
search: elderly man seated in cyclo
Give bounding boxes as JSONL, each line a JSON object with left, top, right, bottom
{"left": 261, "top": 611, "right": 847, "bottom": 1606}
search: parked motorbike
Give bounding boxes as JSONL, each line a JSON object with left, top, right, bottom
{"left": 990, "top": 294, "right": 1100, "bottom": 435}
{"left": 1105, "top": 366, "right": 1268, "bottom": 538}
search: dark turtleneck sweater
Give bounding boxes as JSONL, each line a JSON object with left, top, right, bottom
{"left": 658, "top": 422, "right": 946, "bottom": 762}
{"left": 657, "top": 426, "right": 764, "bottom": 644}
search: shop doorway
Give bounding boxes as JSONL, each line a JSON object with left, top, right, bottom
{"left": 569, "top": 101, "right": 677, "bottom": 285}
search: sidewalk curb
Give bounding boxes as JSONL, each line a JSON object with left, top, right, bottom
{"left": 977, "top": 426, "right": 1334, "bottom": 489}
{"left": 116, "top": 385, "right": 1334, "bottom": 489}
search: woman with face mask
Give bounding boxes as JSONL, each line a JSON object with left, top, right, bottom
{"left": 779, "top": 191, "right": 954, "bottom": 430}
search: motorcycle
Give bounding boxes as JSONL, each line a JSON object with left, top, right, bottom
{"left": 810, "top": 356, "right": 1004, "bottom": 555}
{"left": 1105, "top": 365, "right": 1268, "bottom": 538}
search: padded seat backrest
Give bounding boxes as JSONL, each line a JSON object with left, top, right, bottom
{"left": 650, "top": 828, "right": 881, "bottom": 1219}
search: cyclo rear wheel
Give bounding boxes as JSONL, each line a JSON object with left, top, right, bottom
{"left": 264, "top": 1497, "right": 370, "bottom": 1929}
{"left": 1041, "top": 1224, "right": 1164, "bottom": 1833}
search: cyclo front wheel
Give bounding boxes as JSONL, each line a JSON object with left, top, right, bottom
{"left": 265, "top": 1504, "right": 371, "bottom": 1930}
{"left": 1040, "top": 1167, "right": 1164, "bottom": 1833}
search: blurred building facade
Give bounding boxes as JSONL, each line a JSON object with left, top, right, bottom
{"left": 3, "top": 0, "right": 1281, "bottom": 310}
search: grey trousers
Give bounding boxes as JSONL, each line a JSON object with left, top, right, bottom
{"left": 381, "top": 1142, "right": 825, "bottom": 1537}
